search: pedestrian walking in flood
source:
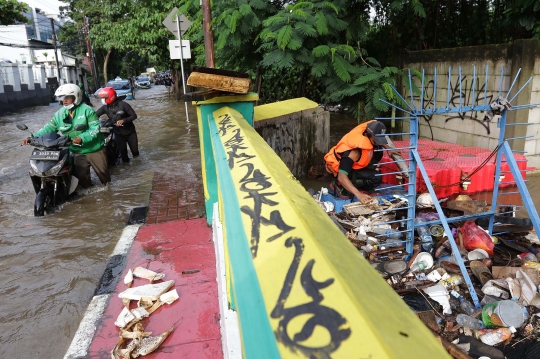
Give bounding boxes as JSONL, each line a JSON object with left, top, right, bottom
{"left": 324, "top": 120, "right": 401, "bottom": 203}
{"left": 96, "top": 87, "right": 140, "bottom": 163}
{"left": 164, "top": 75, "right": 173, "bottom": 97}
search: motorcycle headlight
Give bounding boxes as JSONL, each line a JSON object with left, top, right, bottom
{"left": 44, "top": 154, "right": 67, "bottom": 176}
{"left": 30, "top": 159, "right": 40, "bottom": 174}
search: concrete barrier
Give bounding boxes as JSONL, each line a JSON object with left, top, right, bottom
{"left": 195, "top": 95, "right": 450, "bottom": 359}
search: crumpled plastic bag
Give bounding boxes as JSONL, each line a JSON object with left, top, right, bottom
{"left": 460, "top": 221, "right": 494, "bottom": 256}
{"left": 516, "top": 269, "right": 539, "bottom": 306}
{"left": 423, "top": 283, "right": 452, "bottom": 314}
{"left": 482, "top": 279, "right": 510, "bottom": 299}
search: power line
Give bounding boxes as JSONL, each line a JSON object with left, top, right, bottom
{"left": 0, "top": 42, "right": 53, "bottom": 49}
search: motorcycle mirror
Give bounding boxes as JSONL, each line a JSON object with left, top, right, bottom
{"left": 74, "top": 124, "right": 87, "bottom": 131}
{"left": 17, "top": 123, "right": 28, "bottom": 131}
{"left": 116, "top": 110, "right": 125, "bottom": 116}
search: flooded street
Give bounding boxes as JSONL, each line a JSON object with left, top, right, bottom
{"left": 2, "top": 90, "right": 540, "bottom": 358}
{"left": 0, "top": 86, "right": 199, "bottom": 358}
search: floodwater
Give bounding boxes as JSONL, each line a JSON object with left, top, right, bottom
{"left": 0, "top": 86, "right": 199, "bottom": 358}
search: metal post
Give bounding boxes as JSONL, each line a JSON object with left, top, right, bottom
{"left": 50, "top": 18, "right": 61, "bottom": 82}
{"left": 176, "top": 15, "right": 189, "bottom": 122}
{"left": 201, "top": 0, "right": 215, "bottom": 68}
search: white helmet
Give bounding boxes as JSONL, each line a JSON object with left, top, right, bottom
{"left": 55, "top": 83, "right": 82, "bottom": 105}
{"left": 417, "top": 193, "right": 435, "bottom": 208}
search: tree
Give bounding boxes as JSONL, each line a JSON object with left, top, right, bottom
{"left": 0, "top": 0, "right": 29, "bottom": 25}
{"left": 58, "top": 21, "right": 87, "bottom": 57}
{"left": 42, "top": 52, "right": 49, "bottom": 63}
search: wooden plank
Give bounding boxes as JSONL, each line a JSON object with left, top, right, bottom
{"left": 191, "top": 66, "right": 250, "bottom": 79}
{"left": 187, "top": 72, "right": 251, "bottom": 94}
{"left": 183, "top": 90, "right": 223, "bottom": 102}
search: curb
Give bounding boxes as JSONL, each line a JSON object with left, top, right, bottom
{"left": 63, "top": 224, "right": 141, "bottom": 359}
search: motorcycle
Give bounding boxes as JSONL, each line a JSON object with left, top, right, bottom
{"left": 99, "top": 110, "right": 124, "bottom": 166}
{"left": 17, "top": 123, "right": 87, "bottom": 216}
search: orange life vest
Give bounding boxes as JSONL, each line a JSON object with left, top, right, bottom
{"left": 324, "top": 120, "right": 376, "bottom": 176}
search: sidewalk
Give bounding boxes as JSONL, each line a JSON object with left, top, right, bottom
{"left": 83, "top": 172, "right": 223, "bottom": 358}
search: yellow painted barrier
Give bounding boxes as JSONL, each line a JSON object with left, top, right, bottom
{"left": 254, "top": 97, "right": 318, "bottom": 122}
{"left": 210, "top": 106, "right": 450, "bottom": 359}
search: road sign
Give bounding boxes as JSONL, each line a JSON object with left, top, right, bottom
{"left": 163, "top": 7, "right": 192, "bottom": 39}
{"left": 169, "top": 40, "right": 191, "bottom": 60}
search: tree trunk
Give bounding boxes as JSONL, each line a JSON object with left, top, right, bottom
{"left": 103, "top": 47, "right": 112, "bottom": 84}
{"left": 172, "top": 68, "right": 180, "bottom": 101}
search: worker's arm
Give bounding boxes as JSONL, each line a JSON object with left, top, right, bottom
{"left": 337, "top": 149, "right": 372, "bottom": 204}
{"left": 383, "top": 143, "right": 401, "bottom": 158}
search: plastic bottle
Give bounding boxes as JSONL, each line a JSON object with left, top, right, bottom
{"left": 385, "top": 229, "right": 403, "bottom": 239}
{"left": 476, "top": 327, "right": 515, "bottom": 346}
{"left": 440, "top": 275, "right": 463, "bottom": 288}
{"left": 451, "top": 290, "right": 476, "bottom": 315}
{"left": 456, "top": 314, "right": 486, "bottom": 330}
{"left": 519, "top": 252, "right": 538, "bottom": 262}
{"left": 522, "top": 261, "right": 540, "bottom": 272}
{"left": 409, "top": 261, "right": 428, "bottom": 273}
{"left": 415, "top": 217, "right": 434, "bottom": 252}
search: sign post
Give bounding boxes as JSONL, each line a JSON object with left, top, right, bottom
{"left": 163, "top": 8, "right": 192, "bottom": 120}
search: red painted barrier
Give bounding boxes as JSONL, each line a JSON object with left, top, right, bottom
{"left": 380, "top": 140, "right": 528, "bottom": 198}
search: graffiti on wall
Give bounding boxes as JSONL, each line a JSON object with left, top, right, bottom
{"left": 421, "top": 76, "right": 496, "bottom": 135}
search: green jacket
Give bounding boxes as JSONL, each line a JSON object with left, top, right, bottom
{"left": 33, "top": 104, "right": 104, "bottom": 155}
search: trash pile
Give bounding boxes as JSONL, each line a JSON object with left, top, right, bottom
{"left": 314, "top": 189, "right": 540, "bottom": 359}
{"left": 111, "top": 267, "right": 179, "bottom": 359}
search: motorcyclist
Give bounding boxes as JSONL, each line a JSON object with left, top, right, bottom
{"left": 21, "top": 83, "right": 110, "bottom": 188}
{"left": 96, "top": 87, "right": 139, "bottom": 163}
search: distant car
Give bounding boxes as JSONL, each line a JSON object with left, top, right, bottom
{"left": 136, "top": 75, "right": 151, "bottom": 89}
{"left": 95, "top": 80, "right": 134, "bottom": 100}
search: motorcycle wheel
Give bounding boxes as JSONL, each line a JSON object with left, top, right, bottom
{"left": 34, "top": 188, "right": 53, "bottom": 217}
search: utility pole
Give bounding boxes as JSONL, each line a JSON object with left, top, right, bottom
{"left": 50, "top": 18, "right": 62, "bottom": 83}
{"left": 201, "top": 0, "right": 215, "bottom": 68}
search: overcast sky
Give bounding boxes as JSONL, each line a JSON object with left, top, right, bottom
{"left": 26, "top": 0, "right": 64, "bottom": 16}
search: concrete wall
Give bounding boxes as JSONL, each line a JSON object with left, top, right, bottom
{"left": 402, "top": 39, "right": 540, "bottom": 168}
{"left": 0, "top": 62, "right": 87, "bottom": 115}
{"left": 253, "top": 98, "right": 330, "bottom": 178}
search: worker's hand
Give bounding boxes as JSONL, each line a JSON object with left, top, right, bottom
{"left": 72, "top": 137, "right": 82, "bottom": 145}
{"left": 116, "top": 119, "right": 124, "bottom": 126}
{"left": 21, "top": 137, "right": 31, "bottom": 146}
{"left": 386, "top": 149, "right": 401, "bottom": 158}
{"left": 356, "top": 192, "right": 372, "bottom": 204}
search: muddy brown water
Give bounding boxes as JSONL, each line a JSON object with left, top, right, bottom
{"left": 0, "top": 86, "right": 199, "bottom": 358}
{"left": 1, "top": 94, "right": 540, "bottom": 358}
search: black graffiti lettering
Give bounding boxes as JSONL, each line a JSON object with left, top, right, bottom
{"left": 262, "top": 211, "right": 295, "bottom": 242}
{"left": 274, "top": 123, "right": 295, "bottom": 155}
{"left": 223, "top": 129, "right": 255, "bottom": 169}
{"left": 271, "top": 237, "right": 351, "bottom": 358}
{"left": 217, "top": 114, "right": 234, "bottom": 136}
{"left": 241, "top": 191, "right": 282, "bottom": 258}
{"left": 421, "top": 76, "right": 496, "bottom": 135}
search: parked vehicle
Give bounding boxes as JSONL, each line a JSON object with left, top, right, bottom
{"left": 135, "top": 75, "right": 151, "bottom": 89}
{"left": 99, "top": 110, "right": 124, "bottom": 166}
{"left": 17, "top": 123, "right": 87, "bottom": 216}
{"left": 95, "top": 80, "right": 134, "bottom": 100}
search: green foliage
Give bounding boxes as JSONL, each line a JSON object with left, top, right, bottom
{"left": 0, "top": 0, "right": 29, "bottom": 25}
{"left": 57, "top": 22, "right": 86, "bottom": 57}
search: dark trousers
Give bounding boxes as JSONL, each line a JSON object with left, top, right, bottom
{"left": 115, "top": 131, "right": 139, "bottom": 161}
{"left": 74, "top": 147, "right": 110, "bottom": 188}
{"left": 347, "top": 149, "right": 384, "bottom": 191}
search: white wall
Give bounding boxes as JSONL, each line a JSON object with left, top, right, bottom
{"left": 0, "top": 25, "right": 34, "bottom": 64}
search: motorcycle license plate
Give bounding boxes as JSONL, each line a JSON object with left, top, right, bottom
{"left": 30, "top": 150, "right": 60, "bottom": 160}
{"left": 100, "top": 127, "right": 111, "bottom": 133}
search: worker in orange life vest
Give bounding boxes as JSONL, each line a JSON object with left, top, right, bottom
{"left": 324, "top": 120, "right": 401, "bottom": 204}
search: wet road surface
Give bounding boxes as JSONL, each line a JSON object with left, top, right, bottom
{"left": 0, "top": 85, "right": 199, "bottom": 358}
